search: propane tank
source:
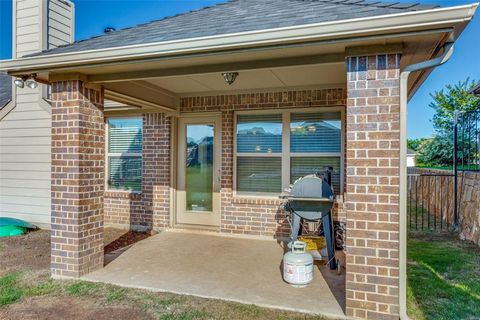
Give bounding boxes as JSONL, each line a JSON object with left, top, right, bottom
{"left": 283, "top": 241, "right": 314, "bottom": 287}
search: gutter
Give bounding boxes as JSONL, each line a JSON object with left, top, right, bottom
{"left": 398, "top": 42, "right": 454, "bottom": 320}
{"left": 0, "top": 4, "right": 476, "bottom": 74}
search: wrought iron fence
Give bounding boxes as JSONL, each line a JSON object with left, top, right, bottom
{"left": 456, "top": 108, "right": 480, "bottom": 172}
{"left": 407, "top": 171, "right": 455, "bottom": 232}
{"left": 407, "top": 101, "right": 479, "bottom": 233}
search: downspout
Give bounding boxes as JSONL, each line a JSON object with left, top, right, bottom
{"left": 399, "top": 42, "right": 454, "bottom": 320}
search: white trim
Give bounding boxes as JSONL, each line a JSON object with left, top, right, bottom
{"left": 0, "top": 4, "right": 476, "bottom": 73}
{"left": 39, "top": 92, "right": 52, "bottom": 114}
{"left": 169, "top": 117, "right": 177, "bottom": 228}
{"left": 108, "top": 153, "right": 142, "bottom": 157}
{"left": 236, "top": 153, "right": 282, "bottom": 157}
{"left": 282, "top": 111, "right": 290, "bottom": 191}
{"left": 176, "top": 114, "right": 222, "bottom": 227}
{"left": 105, "top": 89, "right": 179, "bottom": 115}
{"left": 233, "top": 107, "right": 344, "bottom": 197}
{"left": 398, "top": 42, "right": 455, "bottom": 320}
{"left": 40, "top": 0, "right": 48, "bottom": 52}
{"left": 105, "top": 116, "right": 143, "bottom": 193}
{"left": 11, "top": 0, "right": 17, "bottom": 59}
{"left": 0, "top": 100, "right": 16, "bottom": 121}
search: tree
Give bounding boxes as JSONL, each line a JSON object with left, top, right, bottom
{"left": 429, "top": 78, "right": 480, "bottom": 136}
{"left": 415, "top": 78, "right": 480, "bottom": 167}
{"left": 416, "top": 135, "right": 453, "bottom": 166}
{"left": 407, "top": 138, "right": 427, "bottom": 152}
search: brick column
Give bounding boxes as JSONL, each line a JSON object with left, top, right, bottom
{"left": 51, "top": 80, "right": 105, "bottom": 278}
{"left": 345, "top": 54, "right": 401, "bottom": 319}
{"left": 143, "top": 113, "right": 171, "bottom": 229}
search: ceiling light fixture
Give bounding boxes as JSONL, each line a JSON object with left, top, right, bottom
{"left": 222, "top": 72, "right": 239, "bottom": 85}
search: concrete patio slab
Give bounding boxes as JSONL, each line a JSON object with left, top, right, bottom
{"left": 83, "top": 231, "right": 345, "bottom": 319}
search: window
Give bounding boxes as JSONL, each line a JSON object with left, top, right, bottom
{"left": 236, "top": 114, "right": 283, "bottom": 193}
{"left": 235, "top": 110, "right": 343, "bottom": 195}
{"left": 290, "top": 112, "right": 342, "bottom": 193}
{"left": 41, "top": 84, "right": 52, "bottom": 103}
{"left": 107, "top": 118, "right": 143, "bottom": 192}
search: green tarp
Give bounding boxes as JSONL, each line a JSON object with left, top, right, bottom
{"left": 0, "top": 218, "right": 34, "bottom": 237}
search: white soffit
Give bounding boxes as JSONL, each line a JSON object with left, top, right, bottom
{"left": 144, "top": 63, "right": 346, "bottom": 94}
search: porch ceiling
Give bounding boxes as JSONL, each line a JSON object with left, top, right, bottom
{"left": 143, "top": 63, "right": 347, "bottom": 95}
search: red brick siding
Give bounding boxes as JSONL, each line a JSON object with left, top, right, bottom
{"left": 345, "top": 54, "right": 401, "bottom": 319}
{"left": 145, "top": 113, "right": 171, "bottom": 229}
{"left": 104, "top": 191, "right": 142, "bottom": 227}
{"left": 50, "top": 80, "right": 105, "bottom": 277}
{"left": 181, "top": 89, "right": 347, "bottom": 236}
{"left": 103, "top": 89, "right": 346, "bottom": 237}
{"left": 104, "top": 113, "right": 170, "bottom": 230}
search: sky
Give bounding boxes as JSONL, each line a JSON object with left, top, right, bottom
{"left": 0, "top": 0, "right": 479, "bottom": 139}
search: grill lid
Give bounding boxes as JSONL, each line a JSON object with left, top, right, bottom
{"left": 289, "top": 174, "right": 334, "bottom": 199}
{"left": 282, "top": 174, "right": 335, "bottom": 220}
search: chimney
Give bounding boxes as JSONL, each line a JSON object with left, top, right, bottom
{"left": 13, "top": 0, "right": 74, "bottom": 100}
{"left": 13, "top": 0, "right": 75, "bottom": 58}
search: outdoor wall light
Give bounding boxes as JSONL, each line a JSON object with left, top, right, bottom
{"left": 14, "top": 76, "right": 27, "bottom": 88}
{"left": 25, "top": 74, "right": 38, "bottom": 89}
{"left": 222, "top": 72, "right": 239, "bottom": 85}
{"left": 14, "top": 74, "right": 38, "bottom": 89}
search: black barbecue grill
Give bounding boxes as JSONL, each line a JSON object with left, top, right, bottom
{"left": 281, "top": 167, "right": 339, "bottom": 271}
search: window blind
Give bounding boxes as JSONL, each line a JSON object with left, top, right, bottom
{"left": 237, "top": 157, "right": 281, "bottom": 193}
{"left": 108, "top": 156, "right": 142, "bottom": 191}
{"left": 237, "top": 114, "right": 282, "bottom": 153}
{"left": 290, "top": 112, "right": 341, "bottom": 153}
{"left": 290, "top": 157, "right": 341, "bottom": 194}
{"left": 108, "top": 118, "right": 143, "bottom": 153}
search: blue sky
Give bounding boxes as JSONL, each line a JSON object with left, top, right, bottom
{"left": 1, "top": 0, "right": 479, "bottom": 139}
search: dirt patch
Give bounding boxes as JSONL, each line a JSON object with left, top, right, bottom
{"left": 0, "top": 296, "right": 154, "bottom": 320}
{"left": 0, "top": 230, "right": 50, "bottom": 276}
{"left": 104, "top": 229, "right": 150, "bottom": 254}
{"left": 0, "top": 228, "right": 148, "bottom": 276}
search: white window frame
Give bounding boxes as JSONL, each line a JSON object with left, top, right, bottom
{"left": 233, "top": 107, "right": 344, "bottom": 197}
{"left": 105, "top": 116, "right": 143, "bottom": 193}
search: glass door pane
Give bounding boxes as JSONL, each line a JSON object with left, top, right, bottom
{"left": 186, "top": 124, "right": 214, "bottom": 212}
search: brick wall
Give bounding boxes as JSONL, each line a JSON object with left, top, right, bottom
{"left": 103, "top": 89, "right": 347, "bottom": 237}
{"left": 51, "top": 80, "right": 105, "bottom": 277}
{"left": 104, "top": 191, "right": 142, "bottom": 227}
{"left": 181, "top": 89, "right": 347, "bottom": 237}
{"left": 104, "top": 113, "right": 171, "bottom": 230}
{"left": 345, "top": 54, "right": 401, "bottom": 319}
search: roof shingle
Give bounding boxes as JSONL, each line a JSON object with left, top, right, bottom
{"left": 30, "top": 0, "right": 440, "bottom": 57}
{"left": 0, "top": 73, "right": 12, "bottom": 109}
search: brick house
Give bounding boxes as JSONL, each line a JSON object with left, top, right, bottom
{"left": 0, "top": 0, "right": 477, "bottom": 319}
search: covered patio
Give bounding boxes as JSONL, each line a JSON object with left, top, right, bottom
{"left": 84, "top": 231, "right": 346, "bottom": 318}
{"left": 1, "top": 1, "right": 476, "bottom": 318}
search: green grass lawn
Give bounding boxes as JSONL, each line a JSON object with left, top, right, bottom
{"left": 407, "top": 233, "right": 480, "bottom": 320}
{"left": 0, "top": 270, "right": 327, "bottom": 320}
{"left": 415, "top": 165, "right": 479, "bottom": 171}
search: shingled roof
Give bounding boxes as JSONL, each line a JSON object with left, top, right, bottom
{"left": 0, "top": 73, "right": 12, "bottom": 109}
{"left": 31, "top": 0, "right": 439, "bottom": 57}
